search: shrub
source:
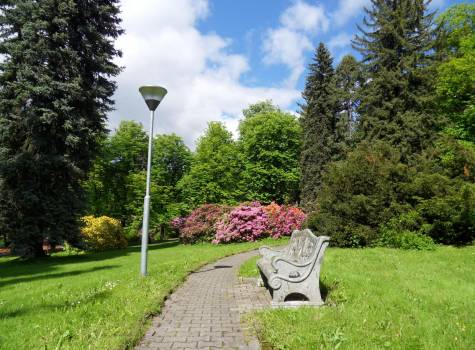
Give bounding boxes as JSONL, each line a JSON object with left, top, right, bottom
{"left": 306, "top": 141, "right": 409, "bottom": 247}
{"left": 214, "top": 202, "right": 269, "bottom": 243}
{"left": 170, "top": 216, "right": 186, "bottom": 231}
{"left": 264, "top": 202, "right": 306, "bottom": 238}
{"left": 179, "top": 204, "right": 231, "bottom": 243}
{"left": 81, "top": 216, "right": 127, "bottom": 250}
{"left": 307, "top": 138, "right": 475, "bottom": 247}
{"left": 376, "top": 212, "right": 436, "bottom": 250}
{"left": 378, "top": 229, "right": 436, "bottom": 250}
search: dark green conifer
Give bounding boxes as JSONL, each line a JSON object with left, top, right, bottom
{"left": 0, "top": 0, "right": 122, "bottom": 257}
{"left": 299, "top": 43, "right": 338, "bottom": 211}
{"left": 353, "top": 0, "right": 440, "bottom": 157}
{"left": 334, "top": 54, "right": 363, "bottom": 146}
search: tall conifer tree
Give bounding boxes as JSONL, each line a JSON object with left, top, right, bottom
{"left": 353, "top": 0, "right": 440, "bottom": 157}
{"left": 0, "top": 0, "right": 122, "bottom": 257}
{"left": 334, "top": 54, "right": 363, "bottom": 146}
{"left": 299, "top": 43, "right": 338, "bottom": 211}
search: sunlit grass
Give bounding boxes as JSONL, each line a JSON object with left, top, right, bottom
{"left": 0, "top": 238, "right": 284, "bottom": 349}
{"left": 241, "top": 246, "right": 475, "bottom": 349}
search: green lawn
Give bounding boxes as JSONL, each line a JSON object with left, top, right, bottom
{"left": 0, "top": 239, "right": 283, "bottom": 350}
{"left": 240, "top": 246, "right": 475, "bottom": 349}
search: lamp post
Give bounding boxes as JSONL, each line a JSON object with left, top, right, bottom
{"left": 139, "top": 85, "right": 167, "bottom": 276}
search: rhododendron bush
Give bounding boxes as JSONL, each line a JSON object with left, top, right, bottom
{"left": 177, "top": 204, "right": 231, "bottom": 243}
{"left": 264, "top": 202, "right": 307, "bottom": 239}
{"left": 172, "top": 202, "right": 306, "bottom": 244}
{"left": 214, "top": 202, "right": 269, "bottom": 243}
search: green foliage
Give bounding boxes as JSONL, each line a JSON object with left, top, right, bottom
{"left": 436, "top": 4, "right": 475, "bottom": 142}
{"left": 85, "top": 124, "right": 191, "bottom": 241}
{"left": 81, "top": 215, "right": 127, "bottom": 250}
{"left": 152, "top": 134, "right": 192, "bottom": 186}
{"left": 84, "top": 121, "right": 148, "bottom": 224}
{"left": 376, "top": 211, "right": 436, "bottom": 250}
{"left": 239, "top": 105, "right": 302, "bottom": 203}
{"left": 242, "top": 100, "right": 280, "bottom": 119}
{"left": 308, "top": 141, "right": 408, "bottom": 247}
{"left": 0, "top": 0, "right": 122, "bottom": 258}
{"left": 308, "top": 138, "right": 475, "bottom": 247}
{"left": 299, "top": 43, "right": 338, "bottom": 210}
{"left": 178, "top": 122, "right": 243, "bottom": 206}
{"left": 334, "top": 54, "right": 364, "bottom": 145}
{"left": 353, "top": 0, "right": 441, "bottom": 157}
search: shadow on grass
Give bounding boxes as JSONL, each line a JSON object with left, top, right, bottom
{"left": 0, "top": 240, "right": 180, "bottom": 279}
{"left": 0, "top": 264, "right": 119, "bottom": 289}
{"left": 0, "top": 284, "right": 114, "bottom": 319}
{"left": 320, "top": 280, "right": 331, "bottom": 301}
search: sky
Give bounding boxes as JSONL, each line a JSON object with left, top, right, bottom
{"left": 111, "top": 0, "right": 463, "bottom": 148}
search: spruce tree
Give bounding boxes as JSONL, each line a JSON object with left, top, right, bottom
{"left": 334, "top": 54, "right": 363, "bottom": 146}
{"left": 353, "top": 0, "right": 440, "bottom": 157}
{"left": 0, "top": 0, "right": 122, "bottom": 257}
{"left": 299, "top": 43, "right": 338, "bottom": 211}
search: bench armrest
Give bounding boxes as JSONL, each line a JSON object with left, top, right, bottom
{"left": 270, "top": 255, "right": 312, "bottom": 271}
{"left": 259, "top": 246, "right": 285, "bottom": 257}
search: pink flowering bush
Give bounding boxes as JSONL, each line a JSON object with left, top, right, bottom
{"left": 264, "top": 202, "right": 306, "bottom": 238}
{"left": 214, "top": 202, "right": 269, "bottom": 243}
{"left": 178, "top": 204, "right": 231, "bottom": 243}
{"left": 170, "top": 217, "right": 186, "bottom": 230}
{"left": 174, "top": 202, "right": 306, "bottom": 244}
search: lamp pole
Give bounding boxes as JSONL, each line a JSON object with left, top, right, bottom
{"left": 139, "top": 85, "right": 167, "bottom": 276}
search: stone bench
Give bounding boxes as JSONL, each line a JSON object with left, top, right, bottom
{"left": 257, "top": 229, "right": 330, "bottom": 306}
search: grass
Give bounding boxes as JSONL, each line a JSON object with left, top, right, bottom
{"left": 0, "top": 238, "right": 284, "bottom": 350}
{"left": 241, "top": 246, "right": 475, "bottom": 350}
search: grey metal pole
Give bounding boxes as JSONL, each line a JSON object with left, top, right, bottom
{"left": 140, "top": 109, "right": 155, "bottom": 276}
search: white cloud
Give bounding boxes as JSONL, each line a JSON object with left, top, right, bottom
{"left": 280, "top": 1, "right": 329, "bottom": 33}
{"left": 328, "top": 32, "right": 353, "bottom": 51}
{"left": 262, "top": 28, "right": 312, "bottom": 87}
{"left": 331, "top": 0, "right": 370, "bottom": 27}
{"left": 111, "top": 0, "right": 300, "bottom": 147}
{"left": 262, "top": 1, "right": 329, "bottom": 88}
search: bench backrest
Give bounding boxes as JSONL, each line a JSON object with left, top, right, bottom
{"left": 285, "top": 229, "right": 321, "bottom": 264}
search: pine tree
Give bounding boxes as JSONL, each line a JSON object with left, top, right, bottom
{"left": 353, "top": 0, "right": 440, "bottom": 157}
{"left": 0, "top": 0, "right": 122, "bottom": 258}
{"left": 334, "top": 54, "right": 363, "bottom": 146}
{"left": 299, "top": 43, "right": 338, "bottom": 211}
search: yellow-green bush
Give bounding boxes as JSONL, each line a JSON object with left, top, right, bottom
{"left": 81, "top": 216, "right": 127, "bottom": 250}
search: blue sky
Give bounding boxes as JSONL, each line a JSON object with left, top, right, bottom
{"left": 111, "top": 0, "right": 464, "bottom": 147}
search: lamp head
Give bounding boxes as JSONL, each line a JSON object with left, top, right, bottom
{"left": 139, "top": 86, "right": 168, "bottom": 111}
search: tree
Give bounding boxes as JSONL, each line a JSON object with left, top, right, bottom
{"left": 0, "top": 0, "right": 122, "bottom": 257}
{"left": 177, "top": 122, "right": 242, "bottom": 207}
{"left": 334, "top": 54, "right": 363, "bottom": 145}
{"left": 152, "top": 134, "right": 192, "bottom": 187}
{"left": 85, "top": 129, "right": 191, "bottom": 240}
{"left": 436, "top": 4, "right": 475, "bottom": 142}
{"left": 242, "top": 100, "right": 280, "bottom": 119}
{"left": 150, "top": 134, "right": 192, "bottom": 239}
{"left": 84, "top": 121, "right": 148, "bottom": 224}
{"left": 299, "top": 43, "right": 338, "bottom": 211}
{"left": 239, "top": 103, "right": 302, "bottom": 204}
{"left": 353, "top": 0, "right": 440, "bottom": 158}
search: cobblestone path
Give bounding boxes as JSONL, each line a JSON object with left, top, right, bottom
{"left": 136, "top": 250, "right": 271, "bottom": 350}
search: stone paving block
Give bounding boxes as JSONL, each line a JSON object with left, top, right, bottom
{"left": 136, "top": 250, "right": 272, "bottom": 350}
